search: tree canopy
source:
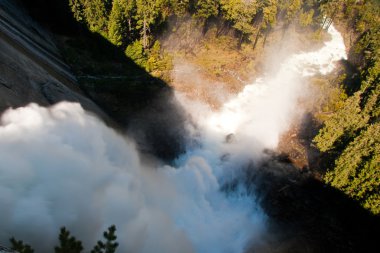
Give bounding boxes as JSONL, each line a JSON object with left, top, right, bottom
{"left": 314, "top": 0, "right": 380, "bottom": 215}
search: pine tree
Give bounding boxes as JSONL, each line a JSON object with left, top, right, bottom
{"left": 91, "top": 225, "right": 119, "bottom": 253}
{"left": 9, "top": 237, "right": 34, "bottom": 253}
{"left": 194, "top": 0, "right": 219, "bottom": 20}
{"left": 261, "top": 0, "right": 278, "bottom": 46}
{"left": 170, "top": 0, "right": 190, "bottom": 16}
{"left": 299, "top": 9, "right": 314, "bottom": 27}
{"left": 123, "top": 0, "right": 137, "bottom": 34}
{"left": 69, "top": 0, "right": 85, "bottom": 22}
{"left": 83, "top": 0, "right": 109, "bottom": 34}
{"left": 325, "top": 123, "right": 380, "bottom": 215}
{"left": 278, "top": 0, "right": 301, "bottom": 25}
{"left": 125, "top": 40, "right": 147, "bottom": 68}
{"left": 54, "top": 227, "right": 83, "bottom": 253}
{"left": 220, "top": 0, "right": 259, "bottom": 45}
{"left": 135, "top": 0, "right": 169, "bottom": 49}
{"left": 108, "top": 0, "right": 128, "bottom": 46}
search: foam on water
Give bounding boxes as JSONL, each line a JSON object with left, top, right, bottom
{"left": 197, "top": 25, "right": 347, "bottom": 149}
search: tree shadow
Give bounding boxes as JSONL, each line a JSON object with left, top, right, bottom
{"left": 339, "top": 59, "right": 362, "bottom": 96}
{"left": 7, "top": 0, "right": 189, "bottom": 162}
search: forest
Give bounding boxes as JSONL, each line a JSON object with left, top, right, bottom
{"left": 66, "top": 0, "right": 323, "bottom": 78}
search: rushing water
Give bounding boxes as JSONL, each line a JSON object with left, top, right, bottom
{"left": 0, "top": 26, "right": 346, "bottom": 253}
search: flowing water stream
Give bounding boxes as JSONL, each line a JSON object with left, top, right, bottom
{"left": 0, "top": 26, "right": 346, "bottom": 253}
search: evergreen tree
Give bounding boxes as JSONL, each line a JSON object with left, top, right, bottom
{"left": 220, "top": 0, "right": 259, "bottom": 44}
{"left": 194, "top": 0, "right": 219, "bottom": 20}
{"left": 263, "top": 0, "right": 278, "bottom": 28}
{"left": 123, "top": 0, "right": 137, "bottom": 34}
{"left": 135, "top": 0, "right": 170, "bottom": 49}
{"left": 125, "top": 39, "right": 147, "bottom": 68}
{"left": 324, "top": 122, "right": 380, "bottom": 214}
{"left": 314, "top": 92, "right": 368, "bottom": 152}
{"left": 170, "top": 0, "right": 190, "bottom": 16}
{"left": 54, "top": 227, "right": 83, "bottom": 253}
{"left": 69, "top": 0, "right": 85, "bottom": 22}
{"left": 261, "top": 0, "right": 278, "bottom": 45}
{"left": 91, "top": 225, "right": 119, "bottom": 253}
{"left": 9, "top": 237, "right": 34, "bottom": 253}
{"left": 108, "top": 0, "right": 128, "bottom": 46}
{"left": 278, "top": 0, "right": 301, "bottom": 24}
{"left": 299, "top": 9, "right": 314, "bottom": 27}
{"left": 83, "top": 0, "right": 109, "bottom": 34}
{"left": 146, "top": 40, "right": 173, "bottom": 79}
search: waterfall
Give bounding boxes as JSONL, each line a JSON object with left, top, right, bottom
{"left": 0, "top": 26, "right": 346, "bottom": 253}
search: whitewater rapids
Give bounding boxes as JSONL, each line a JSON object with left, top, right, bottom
{"left": 0, "top": 26, "right": 346, "bottom": 253}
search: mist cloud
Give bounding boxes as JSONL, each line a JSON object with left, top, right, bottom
{"left": 0, "top": 102, "right": 265, "bottom": 253}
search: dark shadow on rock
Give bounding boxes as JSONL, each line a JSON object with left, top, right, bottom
{"left": 339, "top": 59, "right": 362, "bottom": 96}
{"left": 244, "top": 153, "right": 379, "bottom": 253}
{"left": 260, "top": 107, "right": 379, "bottom": 252}
{"left": 2, "top": 0, "right": 189, "bottom": 162}
{"left": 296, "top": 112, "right": 328, "bottom": 173}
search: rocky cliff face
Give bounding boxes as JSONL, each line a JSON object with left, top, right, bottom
{"left": 0, "top": 0, "right": 108, "bottom": 119}
{"left": 0, "top": 0, "right": 188, "bottom": 161}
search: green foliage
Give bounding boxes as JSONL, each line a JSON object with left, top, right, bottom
{"left": 10, "top": 237, "right": 34, "bottom": 253}
{"left": 279, "top": 0, "right": 302, "bottom": 24}
{"left": 108, "top": 0, "right": 128, "bottom": 46}
{"left": 319, "top": 0, "right": 342, "bottom": 19}
{"left": 355, "top": 26, "right": 380, "bottom": 73}
{"left": 220, "top": 0, "right": 259, "bottom": 37}
{"left": 314, "top": 92, "right": 369, "bottom": 152}
{"left": 69, "top": 0, "right": 85, "bottom": 22}
{"left": 262, "top": 0, "right": 278, "bottom": 29}
{"left": 83, "top": 0, "right": 109, "bottom": 34}
{"left": 194, "top": 0, "right": 219, "bottom": 19}
{"left": 135, "top": 0, "right": 170, "bottom": 48}
{"left": 170, "top": 0, "right": 190, "bottom": 16}
{"left": 312, "top": 75, "right": 348, "bottom": 122}
{"left": 55, "top": 227, "right": 83, "bottom": 253}
{"left": 125, "top": 40, "right": 173, "bottom": 79}
{"left": 91, "top": 225, "right": 119, "bottom": 253}
{"left": 350, "top": 0, "right": 380, "bottom": 34}
{"left": 125, "top": 40, "right": 147, "bottom": 68}
{"left": 314, "top": 0, "right": 380, "bottom": 215}
{"left": 70, "top": 0, "right": 347, "bottom": 74}
{"left": 146, "top": 41, "right": 173, "bottom": 80}
{"left": 325, "top": 123, "right": 380, "bottom": 215}
{"left": 299, "top": 9, "right": 314, "bottom": 27}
